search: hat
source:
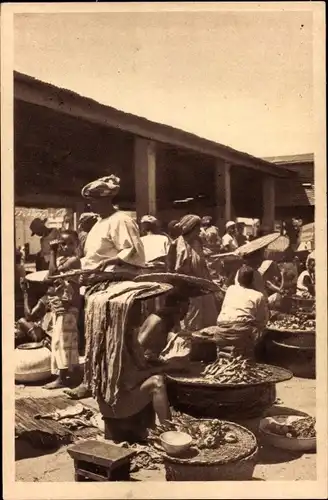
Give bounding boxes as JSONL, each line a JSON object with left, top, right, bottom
{"left": 30, "top": 217, "right": 47, "bottom": 236}
{"left": 226, "top": 221, "right": 236, "bottom": 229}
{"left": 140, "top": 215, "right": 158, "bottom": 225}
{"left": 81, "top": 175, "right": 120, "bottom": 199}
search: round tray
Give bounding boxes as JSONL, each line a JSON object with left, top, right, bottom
{"left": 159, "top": 420, "right": 257, "bottom": 466}
{"left": 166, "top": 363, "right": 292, "bottom": 388}
{"left": 259, "top": 415, "right": 316, "bottom": 452}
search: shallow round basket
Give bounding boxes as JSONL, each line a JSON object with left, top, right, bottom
{"left": 259, "top": 415, "right": 316, "bottom": 452}
{"left": 265, "top": 326, "right": 315, "bottom": 348}
{"left": 134, "top": 272, "right": 220, "bottom": 297}
{"left": 162, "top": 421, "right": 258, "bottom": 481}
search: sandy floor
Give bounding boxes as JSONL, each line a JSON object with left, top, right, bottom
{"left": 15, "top": 376, "right": 316, "bottom": 482}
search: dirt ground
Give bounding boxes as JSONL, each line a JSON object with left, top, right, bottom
{"left": 15, "top": 376, "right": 316, "bottom": 482}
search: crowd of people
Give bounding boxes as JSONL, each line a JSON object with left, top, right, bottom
{"left": 14, "top": 174, "right": 315, "bottom": 435}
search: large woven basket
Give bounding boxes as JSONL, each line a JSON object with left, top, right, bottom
{"left": 167, "top": 379, "right": 277, "bottom": 420}
{"left": 134, "top": 272, "right": 220, "bottom": 297}
{"left": 162, "top": 420, "right": 258, "bottom": 481}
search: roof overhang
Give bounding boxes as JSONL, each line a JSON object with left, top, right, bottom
{"left": 14, "top": 71, "right": 293, "bottom": 179}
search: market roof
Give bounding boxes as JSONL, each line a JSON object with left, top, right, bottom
{"left": 264, "top": 153, "right": 314, "bottom": 165}
{"left": 14, "top": 71, "right": 293, "bottom": 179}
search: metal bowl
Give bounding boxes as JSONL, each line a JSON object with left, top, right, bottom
{"left": 259, "top": 415, "right": 316, "bottom": 452}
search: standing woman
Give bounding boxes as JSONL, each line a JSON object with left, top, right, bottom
{"left": 65, "top": 174, "right": 146, "bottom": 399}
{"left": 166, "top": 214, "right": 218, "bottom": 330}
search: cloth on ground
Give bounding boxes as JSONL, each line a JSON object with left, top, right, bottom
{"left": 34, "top": 403, "right": 102, "bottom": 431}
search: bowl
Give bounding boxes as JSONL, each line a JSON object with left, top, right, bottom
{"left": 160, "top": 431, "right": 193, "bottom": 456}
{"left": 259, "top": 415, "right": 316, "bottom": 452}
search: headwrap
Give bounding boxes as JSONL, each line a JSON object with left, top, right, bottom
{"left": 140, "top": 215, "right": 158, "bottom": 225}
{"left": 226, "top": 221, "right": 236, "bottom": 230}
{"left": 306, "top": 251, "right": 315, "bottom": 268}
{"left": 78, "top": 212, "right": 99, "bottom": 225}
{"left": 81, "top": 175, "right": 120, "bottom": 199}
{"left": 201, "top": 216, "right": 212, "bottom": 225}
{"left": 178, "top": 214, "right": 201, "bottom": 236}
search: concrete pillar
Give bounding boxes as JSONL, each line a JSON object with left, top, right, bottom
{"left": 215, "top": 159, "right": 232, "bottom": 233}
{"left": 262, "top": 176, "right": 275, "bottom": 232}
{"left": 134, "top": 138, "right": 157, "bottom": 220}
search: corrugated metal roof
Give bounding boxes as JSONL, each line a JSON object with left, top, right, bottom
{"left": 276, "top": 179, "right": 314, "bottom": 207}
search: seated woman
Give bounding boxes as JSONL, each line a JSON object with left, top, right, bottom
{"left": 15, "top": 279, "right": 52, "bottom": 347}
{"left": 258, "top": 260, "right": 287, "bottom": 309}
{"left": 137, "top": 292, "right": 191, "bottom": 367}
{"left": 296, "top": 251, "right": 315, "bottom": 297}
{"left": 215, "top": 265, "right": 269, "bottom": 359}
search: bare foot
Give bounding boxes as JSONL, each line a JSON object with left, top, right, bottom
{"left": 64, "top": 384, "right": 90, "bottom": 400}
{"left": 43, "top": 378, "right": 66, "bottom": 390}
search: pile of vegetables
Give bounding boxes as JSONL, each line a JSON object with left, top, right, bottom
{"left": 268, "top": 313, "right": 315, "bottom": 332}
{"left": 201, "top": 356, "right": 273, "bottom": 384}
{"left": 266, "top": 416, "right": 316, "bottom": 439}
{"left": 148, "top": 414, "right": 238, "bottom": 450}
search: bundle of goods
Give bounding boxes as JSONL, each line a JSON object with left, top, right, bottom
{"left": 267, "top": 313, "right": 315, "bottom": 333}
{"left": 260, "top": 415, "right": 316, "bottom": 452}
{"left": 147, "top": 414, "right": 258, "bottom": 481}
{"left": 201, "top": 356, "right": 273, "bottom": 385}
{"left": 166, "top": 360, "right": 292, "bottom": 419}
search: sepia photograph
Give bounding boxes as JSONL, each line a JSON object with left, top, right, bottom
{"left": 1, "top": 2, "right": 327, "bottom": 498}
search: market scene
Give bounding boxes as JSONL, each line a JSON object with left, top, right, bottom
{"left": 13, "top": 9, "right": 317, "bottom": 483}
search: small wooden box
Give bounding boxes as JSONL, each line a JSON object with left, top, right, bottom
{"left": 67, "top": 440, "right": 135, "bottom": 482}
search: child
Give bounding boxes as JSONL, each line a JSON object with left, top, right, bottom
{"left": 43, "top": 230, "right": 81, "bottom": 390}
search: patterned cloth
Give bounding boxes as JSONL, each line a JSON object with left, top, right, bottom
{"left": 50, "top": 307, "right": 79, "bottom": 374}
{"left": 178, "top": 214, "right": 201, "bottom": 236}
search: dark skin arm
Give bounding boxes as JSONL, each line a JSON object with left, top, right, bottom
{"left": 303, "top": 275, "right": 315, "bottom": 296}
{"left": 20, "top": 280, "right": 47, "bottom": 321}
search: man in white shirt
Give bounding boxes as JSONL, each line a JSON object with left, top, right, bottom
{"left": 216, "top": 265, "right": 269, "bottom": 358}
{"left": 221, "top": 221, "right": 239, "bottom": 252}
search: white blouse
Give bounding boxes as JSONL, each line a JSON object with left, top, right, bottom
{"left": 81, "top": 211, "right": 145, "bottom": 270}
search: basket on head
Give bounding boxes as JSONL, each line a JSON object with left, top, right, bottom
{"left": 134, "top": 273, "right": 220, "bottom": 298}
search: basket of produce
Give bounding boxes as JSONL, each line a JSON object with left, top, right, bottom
{"left": 166, "top": 358, "right": 292, "bottom": 419}
{"left": 148, "top": 415, "right": 258, "bottom": 481}
{"left": 267, "top": 312, "right": 315, "bottom": 335}
{"left": 259, "top": 415, "right": 316, "bottom": 452}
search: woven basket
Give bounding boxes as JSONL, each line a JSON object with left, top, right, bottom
{"left": 162, "top": 419, "right": 258, "bottom": 483}
{"left": 266, "top": 339, "right": 316, "bottom": 379}
{"left": 134, "top": 273, "right": 220, "bottom": 297}
{"left": 164, "top": 447, "right": 258, "bottom": 481}
{"left": 167, "top": 380, "right": 277, "bottom": 420}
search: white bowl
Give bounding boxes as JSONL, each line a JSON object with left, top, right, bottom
{"left": 160, "top": 431, "right": 192, "bottom": 456}
{"left": 260, "top": 415, "right": 316, "bottom": 452}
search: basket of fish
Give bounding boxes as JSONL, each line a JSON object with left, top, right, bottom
{"left": 147, "top": 414, "right": 258, "bottom": 481}
{"left": 166, "top": 357, "right": 292, "bottom": 419}
{"left": 259, "top": 415, "right": 316, "bottom": 452}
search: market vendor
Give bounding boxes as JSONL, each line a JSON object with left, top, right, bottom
{"left": 258, "top": 259, "right": 287, "bottom": 309}
{"left": 296, "top": 251, "right": 315, "bottom": 297}
{"left": 64, "top": 174, "right": 146, "bottom": 400}
{"left": 232, "top": 249, "right": 268, "bottom": 298}
{"left": 140, "top": 215, "right": 171, "bottom": 268}
{"left": 137, "top": 291, "right": 191, "bottom": 367}
{"left": 166, "top": 214, "right": 218, "bottom": 330}
{"left": 80, "top": 175, "right": 145, "bottom": 272}
{"left": 215, "top": 265, "right": 269, "bottom": 358}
